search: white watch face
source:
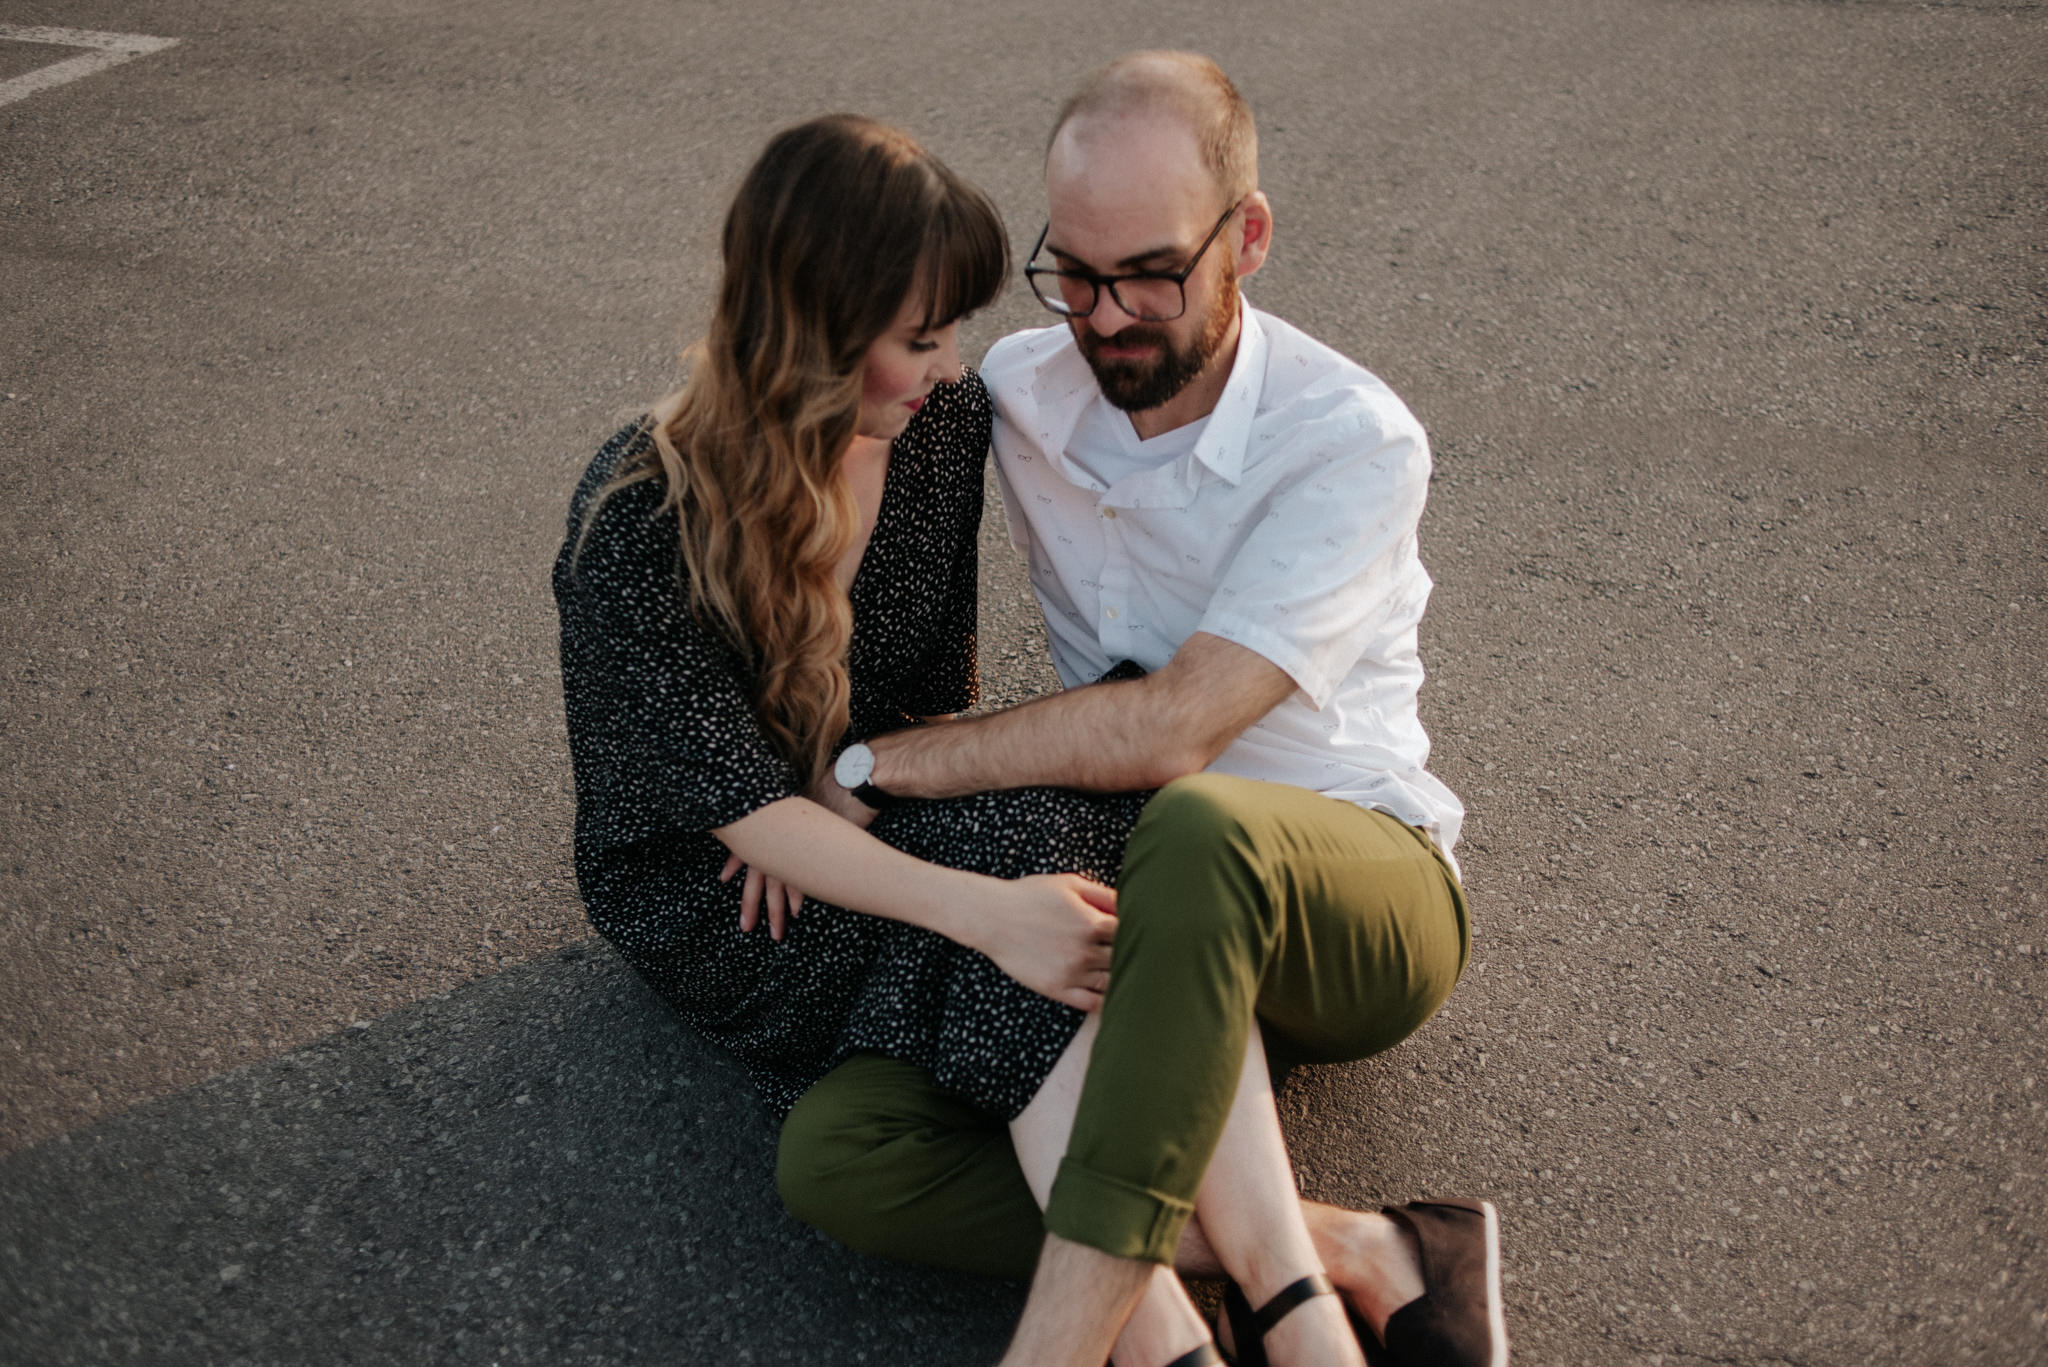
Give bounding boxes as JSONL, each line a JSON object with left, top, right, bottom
{"left": 835, "top": 743, "right": 875, "bottom": 789}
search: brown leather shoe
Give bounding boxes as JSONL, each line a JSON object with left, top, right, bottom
{"left": 1379, "top": 1198, "right": 1509, "bottom": 1367}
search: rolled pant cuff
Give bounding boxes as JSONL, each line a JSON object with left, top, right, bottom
{"left": 1042, "top": 1156, "right": 1194, "bottom": 1264}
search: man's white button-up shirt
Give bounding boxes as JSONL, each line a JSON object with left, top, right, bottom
{"left": 984, "top": 301, "right": 1465, "bottom": 858}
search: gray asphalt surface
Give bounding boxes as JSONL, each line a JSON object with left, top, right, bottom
{"left": 2, "top": 0, "right": 2043, "bottom": 1363}
{"left": 1, "top": 946, "right": 1025, "bottom": 1365}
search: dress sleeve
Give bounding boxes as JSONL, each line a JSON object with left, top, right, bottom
{"left": 555, "top": 461, "right": 800, "bottom": 842}
{"left": 897, "top": 375, "right": 988, "bottom": 718}
{"left": 900, "top": 512, "right": 981, "bottom": 718}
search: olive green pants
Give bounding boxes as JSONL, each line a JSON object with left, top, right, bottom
{"left": 776, "top": 773, "right": 1469, "bottom": 1279}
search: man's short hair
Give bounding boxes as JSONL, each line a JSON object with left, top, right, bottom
{"left": 1049, "top": 51, "right": 1258, "bottom": 204}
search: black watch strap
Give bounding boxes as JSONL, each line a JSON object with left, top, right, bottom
{"left": 849, "top": 780, "right": 899, "bottom": 810}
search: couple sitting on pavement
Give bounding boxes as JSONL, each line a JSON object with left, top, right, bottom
{"left": 554, "top": 50, "right": 1507, "bottom": 1367}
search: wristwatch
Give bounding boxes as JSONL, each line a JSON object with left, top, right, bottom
{"left": 833, "top": 742, "right": 900, "bottom": 810}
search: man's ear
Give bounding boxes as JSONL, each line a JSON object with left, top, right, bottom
{"left": 1235, "top": 191, "right": 1274, "bottom": 280}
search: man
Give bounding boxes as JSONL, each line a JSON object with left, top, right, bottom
{"left": 779, "top": 52, "right": 1505, "bottom": 1367}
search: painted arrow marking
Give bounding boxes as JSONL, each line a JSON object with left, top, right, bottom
{"left": 0, "top": 25, "right": 179, "bottom": 107}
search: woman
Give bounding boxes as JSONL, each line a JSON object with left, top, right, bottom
{"left": 553, "top": 113, "right": 1146, "bottom": 1150}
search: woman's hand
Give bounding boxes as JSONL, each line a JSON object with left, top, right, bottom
{"left": 969, "top": 874, "right": 1119, "bottom": 1012}
{"left": 722, "top": 852, "right": 803, "bottom": 941}
{"left": 723, "top": 778, "right": 877, "bottom": 939}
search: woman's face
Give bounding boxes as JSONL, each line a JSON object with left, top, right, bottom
{"left": 856, "top": 291, "right": 963, "bottom": 442}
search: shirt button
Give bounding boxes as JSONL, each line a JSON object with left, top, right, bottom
{"left": 1105, "top": 607, "right": 1121, "bottom": 620}
{"left": 1101, "top": 508, "right": 1118, "bottom": 520}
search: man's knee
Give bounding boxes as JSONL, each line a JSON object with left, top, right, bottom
{"left": 775, "top": 1053, "right": 937, "bottom": 1239}
{"left": 1121, "top": 773, "right": 1268, "bottom": 931}
{"left": 1132, "top": 773, "right": 1256, "bottom": 849}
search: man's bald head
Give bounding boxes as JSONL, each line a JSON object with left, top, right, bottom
{"left": 1048, "top": 51, "right": 1257, "bottom": 204}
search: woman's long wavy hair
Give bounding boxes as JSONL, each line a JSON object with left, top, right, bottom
{"left": 584, "top": 115, "right": 1006, "bottom": 783}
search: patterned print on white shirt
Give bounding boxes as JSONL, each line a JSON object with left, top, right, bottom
{"left": 984, "top": 301, "right": 1465, "bottom": 859}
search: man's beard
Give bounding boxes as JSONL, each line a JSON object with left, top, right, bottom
{"left": 1077, "top": 269, "right": 1239, "bottom": 414}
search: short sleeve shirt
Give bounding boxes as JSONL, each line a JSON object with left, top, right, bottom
{"left": 983, "top": 301, "right": 1465, "bottom": 857}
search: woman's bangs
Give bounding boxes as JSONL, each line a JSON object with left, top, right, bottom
{"left": 915, "top": 190, "right": 1008, "bottom": 331}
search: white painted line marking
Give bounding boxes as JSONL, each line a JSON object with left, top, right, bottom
{"left": 0, "top": 24, "right": 179, "bottom": 107}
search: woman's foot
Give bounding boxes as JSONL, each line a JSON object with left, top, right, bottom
{"left": 1259, "top": 1288, "right": 1365, "bottom": 1367}
{"left": 1219, "top": 1272, "right": 1367, "bottom": 1367}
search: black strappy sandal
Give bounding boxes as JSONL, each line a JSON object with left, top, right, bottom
{"left": 1162, "top": 1343, "right": 1225, "bottom": 1367}
{"left": 1218, "top": 1273, "right": 1359, "bottom": 1367}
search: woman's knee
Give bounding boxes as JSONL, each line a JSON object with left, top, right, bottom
{"left": 775, "top": 1087, "right": 856, "bottom": 1234}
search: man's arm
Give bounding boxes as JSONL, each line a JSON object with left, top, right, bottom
{"left": 866, "top": 631, "right": 1296, "bottom": 799}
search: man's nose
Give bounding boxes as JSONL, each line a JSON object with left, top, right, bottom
{"left": 1084, "top": 286, "right": 1135, "bottom": 338}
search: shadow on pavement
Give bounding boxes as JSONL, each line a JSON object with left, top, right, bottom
{"left": 0, "top": 943, "right": 1022, "bottom": 1365}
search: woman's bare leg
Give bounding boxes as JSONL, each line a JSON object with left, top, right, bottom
{"left": 1179, "top": 1202, "right": 1427, "bottom": 1345}
{"left": 1178, "top": 1020, "right": 1361, "bottom": 1366}
{"left": 1301, "top": 1202, "right": 1426, "bottom": 1342}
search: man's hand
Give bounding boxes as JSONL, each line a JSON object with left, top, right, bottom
{"left": 968, "top": 874, "right": 1119, "bottom": 1012}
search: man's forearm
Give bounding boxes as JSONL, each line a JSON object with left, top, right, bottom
{"left": 868, "top": 678, "right": 1197, "bottom": 799}
{"left": 867, "top": 633, "right": 1298, "bottom": 801}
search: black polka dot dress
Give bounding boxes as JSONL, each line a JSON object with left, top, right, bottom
{"left": 553, "top": 373, "right": 1146, "bottom": 1120}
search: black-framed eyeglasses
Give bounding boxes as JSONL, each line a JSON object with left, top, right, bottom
{"left": 1024, "top": 199, "right": 1243, "bottom": 323}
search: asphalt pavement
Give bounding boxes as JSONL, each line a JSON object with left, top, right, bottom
{"left": 2, "top": 0, "right": 2043, "bottom": 1363}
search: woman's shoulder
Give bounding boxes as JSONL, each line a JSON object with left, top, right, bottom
{"left": 570, "top": 418, "right": 659, "bottom": 512}
{"left": 901, "top": 367, "right": 992, "bottom": 464}
{"left": 558, "top": 418, "right": 676, "bottom": 588}
{"left": 571, "top": 420, "right": 677, "bottom": 532}
{"left": 933, "top": 365, "right": 993, "bottom": 423}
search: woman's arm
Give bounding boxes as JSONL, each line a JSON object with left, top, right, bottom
{"left": 713, "top": 796, "right": 1118, "bottom": 1012}
{"left": 717, "top": 720, "right": 956, "bottom": 926}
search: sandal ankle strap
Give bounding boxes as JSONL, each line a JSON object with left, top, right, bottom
{"left": 1161, "top": 1342, "right": 1224, "bottom": 1367}
{"left": 1254, "top": 1272, "right": 1337, "bottom": 1336}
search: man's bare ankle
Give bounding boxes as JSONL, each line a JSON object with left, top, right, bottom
{"left": 999, "top": 1234, "right": 1155, "bottom": 1367}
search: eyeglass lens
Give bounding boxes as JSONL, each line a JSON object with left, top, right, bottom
{"left": 1035, "top": 273, "right": 1184, "bottom": 322}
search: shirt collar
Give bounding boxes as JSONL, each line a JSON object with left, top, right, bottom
{"left": 1027, "top": 341, "right": 1100, "bottom": 487}
{"left": 1186, "top": 298, "right": 1265, "bottom": 486}
{"left": 1027, "top": 297, "right": 1269, "bottom": 490}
